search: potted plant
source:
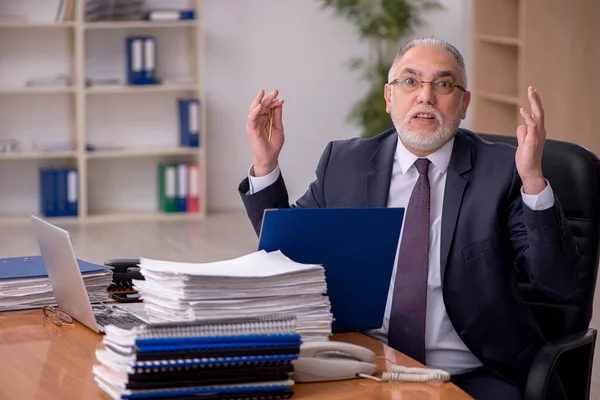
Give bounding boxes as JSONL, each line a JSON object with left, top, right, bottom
{"left": 319, "top": 0, "right": 443, "bottom": 138}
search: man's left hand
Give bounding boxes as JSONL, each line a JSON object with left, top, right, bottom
{"left": 516, "top": 86, "right": 547, "bottom": 195}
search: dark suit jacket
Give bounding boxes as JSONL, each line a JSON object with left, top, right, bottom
{"left": 238, "top": 128, "right": 581, "bottom": 389}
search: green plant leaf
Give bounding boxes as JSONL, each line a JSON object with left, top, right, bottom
{"left": 320, "top": 0, "right": 443, "bottom": 138}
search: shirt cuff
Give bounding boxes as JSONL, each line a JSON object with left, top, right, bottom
{"left": 247, "top": 164, "right": 281, "bottom": 194}
{"left": 521, "top": 179, "right": 555, "bottom": 210}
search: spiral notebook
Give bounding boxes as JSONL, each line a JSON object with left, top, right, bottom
{"left": 95, "top": 379, "right": 295, "bottom": 400}
{"left": 102, "top": 315, "right": 300, "bottom": 347}
{"left": 94, "top": 316, "right": 301, "bottom": 400}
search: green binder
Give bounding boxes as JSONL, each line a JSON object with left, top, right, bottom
{"left": 158, "top": 164, "right": 176, "bottom": 213}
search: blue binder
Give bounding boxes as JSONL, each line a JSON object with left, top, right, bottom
{"left": 142, "top": 37, "right": 156, "bottom": 85}
{"left": 40, "top": 169, "right": 56, "bottom": 217}
{"left": 126, "top": 36, "right": 145, "bottom": 85}
{"left": 257, "top": 207, "right": 405, "bottom": 332}
{"left": 178, "top": 99, "right": 199, "bottom": 147}
{"left": 175, "top": 164, "right": 187, "bottom": 212}
{"left": 126, "top": 36, "right": 155, "bottom": 85}
{"left": 55, "top": 168, "right": 67, "bottom": 217}
{"left": 66, "top": 168, "right": 78, "bottom": 216}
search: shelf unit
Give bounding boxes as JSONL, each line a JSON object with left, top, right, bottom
{"left": 472, "top": 0, "right": 600, "bottom": 155}
{"left": 0, "top": 0, "right": 206, "bottom": 226}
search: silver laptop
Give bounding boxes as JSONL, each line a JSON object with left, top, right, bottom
{"left": 31, "top": 215, "right": 148, "bottom": 333}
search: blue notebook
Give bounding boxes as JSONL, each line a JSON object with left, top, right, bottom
{"left": 257, "top": 207, "right": 404, "bottom": 332}
{"left": 0, "top": 255, "right": 107, "bottom": 280}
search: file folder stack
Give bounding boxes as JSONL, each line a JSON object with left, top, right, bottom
{"left": 85, "top": 0, "right": 145, "bottom": 22}
{"left": 132, "top": 250, "right": 333, "bottom": 342}
{"left": 93, "top": 316, "right": 299, "bottom": 400}
{"left": 0, "top": 256, "right": 111, "bottom": 311}
{"left": 40, "top": 168, "right": 78, "bottom": 217}
{"left": 126, "top": 36, "right": 156, "bottom": 85}
{"left": 158, "top": 163, "right": 200, "bottom": 213}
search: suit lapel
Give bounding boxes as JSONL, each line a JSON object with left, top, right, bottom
{"left": 362, "top": 129, "right": 472, "bottom": 281}
{"left": 366, "top": 132, "right": 398, "bottom": 207}
{"left": 440, "top": 131, "right": 473, "bottom": 282}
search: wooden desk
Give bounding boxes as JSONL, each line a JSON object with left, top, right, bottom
{"left": 0, "top": 310, "right": 473, "bottom": 400}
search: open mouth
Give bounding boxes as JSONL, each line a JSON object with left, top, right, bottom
{"left": 413, "top": 113, "right": 436, "bottom": 120}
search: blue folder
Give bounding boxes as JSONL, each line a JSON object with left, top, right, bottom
{"left": 0, "top": 255, "right": 107, "bottom": 280}
{"left": 257, "top": 207, "right": 404, "bottom": 332}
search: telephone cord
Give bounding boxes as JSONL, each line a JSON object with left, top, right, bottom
{"left": 359, "top": 363, "right": 451, "bottom": 383}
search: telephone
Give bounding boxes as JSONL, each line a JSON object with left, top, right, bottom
{"left": 292, "top": 341, "right": 451, "bottom": 383}
{"left": 292, "top": 341, "right": 378, "bottom": 382}
{"left": 104, "top": 258, "right": 144, "bottom": 294}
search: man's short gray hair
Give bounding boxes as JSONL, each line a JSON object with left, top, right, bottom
{"left": 388, "top": 37, "right": 467, "bottom": 88}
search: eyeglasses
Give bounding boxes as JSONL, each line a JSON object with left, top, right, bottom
{"left": 389, "top": 77, "right": 466, "bottom": 95}
{"left": 42, "top": 305, "right": 74, "bottom": 327}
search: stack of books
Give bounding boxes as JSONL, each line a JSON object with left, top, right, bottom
{"left": 85, "top": 0, "right": 145, "bottom": 21}
{"left": 0, "top": 256, "right": 111, "bottom": 311}
{"left": 132, "top": 250, "right": 333, "bottom": 342}
{"left": 93, "top": 316, "right": 299, "bottom": 400}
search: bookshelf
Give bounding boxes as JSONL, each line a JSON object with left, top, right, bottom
{"left": 472, "top": 0, "right": 600, "bottom": 155}
{"left": 0, "top": 0, "right": 206, "bottom": 225}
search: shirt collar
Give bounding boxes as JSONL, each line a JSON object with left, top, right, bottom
{"left": 395, "top": 134, "right": 455, "bottom": 175}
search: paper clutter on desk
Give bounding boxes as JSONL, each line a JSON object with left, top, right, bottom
{"left": 0, "top": 256, "right": 111, "bottom": 311}
{"left": 132, "top": 250, "right": 333, "bottom": 342}
{"left": 93, "top": 315, "right": 299, "bottom": 400}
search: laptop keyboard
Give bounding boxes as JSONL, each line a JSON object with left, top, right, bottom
{"left": 92, "top": 305, "right": 146, "bottom": 328}
{"left": 96, "top": 313, "right": 144, "bottom": 326}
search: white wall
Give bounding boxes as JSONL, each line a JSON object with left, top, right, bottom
{"left": 407, "top": 0, "right": 474, "bottom": 128}
{"left": 0, "top": 0, "right": 473, "bottom": 215}
{"left": 205, "top": 0, "right": 474, "bottom": 212}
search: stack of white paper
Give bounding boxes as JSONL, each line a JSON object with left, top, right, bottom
{"left": 133, "top": 250, "right": 333, "bottom": 341}
{"left": 0, "top": 271, "right": 111, "bottom": 311}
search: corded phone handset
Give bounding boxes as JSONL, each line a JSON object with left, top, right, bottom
{"left": 104, "top": 258, "right": 144, "bottom": 294}
{"left": 292, "top": 341, "right": 378, "bottom": 382}
{"left": 292, "top": 341, "right": 451, "bottom": 383}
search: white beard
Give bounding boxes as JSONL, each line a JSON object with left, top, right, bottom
{"left": 392, "top": 104, "right": 462, "bottom": 152}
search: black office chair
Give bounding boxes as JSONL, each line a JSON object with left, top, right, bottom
{"left": 479, "top": 133, "right": 600, "bottom": 400}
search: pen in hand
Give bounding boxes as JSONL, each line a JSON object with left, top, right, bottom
{"left": 268, "top": 108, "right": 274, "bottom": 142}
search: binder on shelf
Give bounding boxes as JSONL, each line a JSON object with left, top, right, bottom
{"left": 126, "top": 37, "right": 144, "bottom": 85}
{"left": 126, "top": 36, "right": 156, "bottom": 85}
{"left": 146, "top": 9, "right": 195, "bottom": 21}
{"left": 40, "top": 169, "right": 56, "bottom": 217}
{"left": 158, "top": 164, "right": 176, "bottom": 213}
{"left": 143, "top": 37, "right": 156, "bottom": 85}
{"left": 39, "top": 168, "right": 78, "bottom": 217}
{"left": 187, "top": 163, "right": 200, "bottom": 213}
{"left": 176, "top": 164, "right": 187, "bottom": 212}
{"left": 55, "top": 169, "right": 67, "bottom": 217}
{"left": 178, "top": 98, "right": 200, "bottom": 147}
{"left": 66, "top": 168, "right": 78, "bottom": 217}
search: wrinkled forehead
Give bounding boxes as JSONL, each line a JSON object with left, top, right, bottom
{"left": 396, "top": 46, "right": 462, "bottom": 80}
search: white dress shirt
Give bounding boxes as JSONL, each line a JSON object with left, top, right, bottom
{"left": 247, "top": 135, "right": 555, "bottom": 374}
